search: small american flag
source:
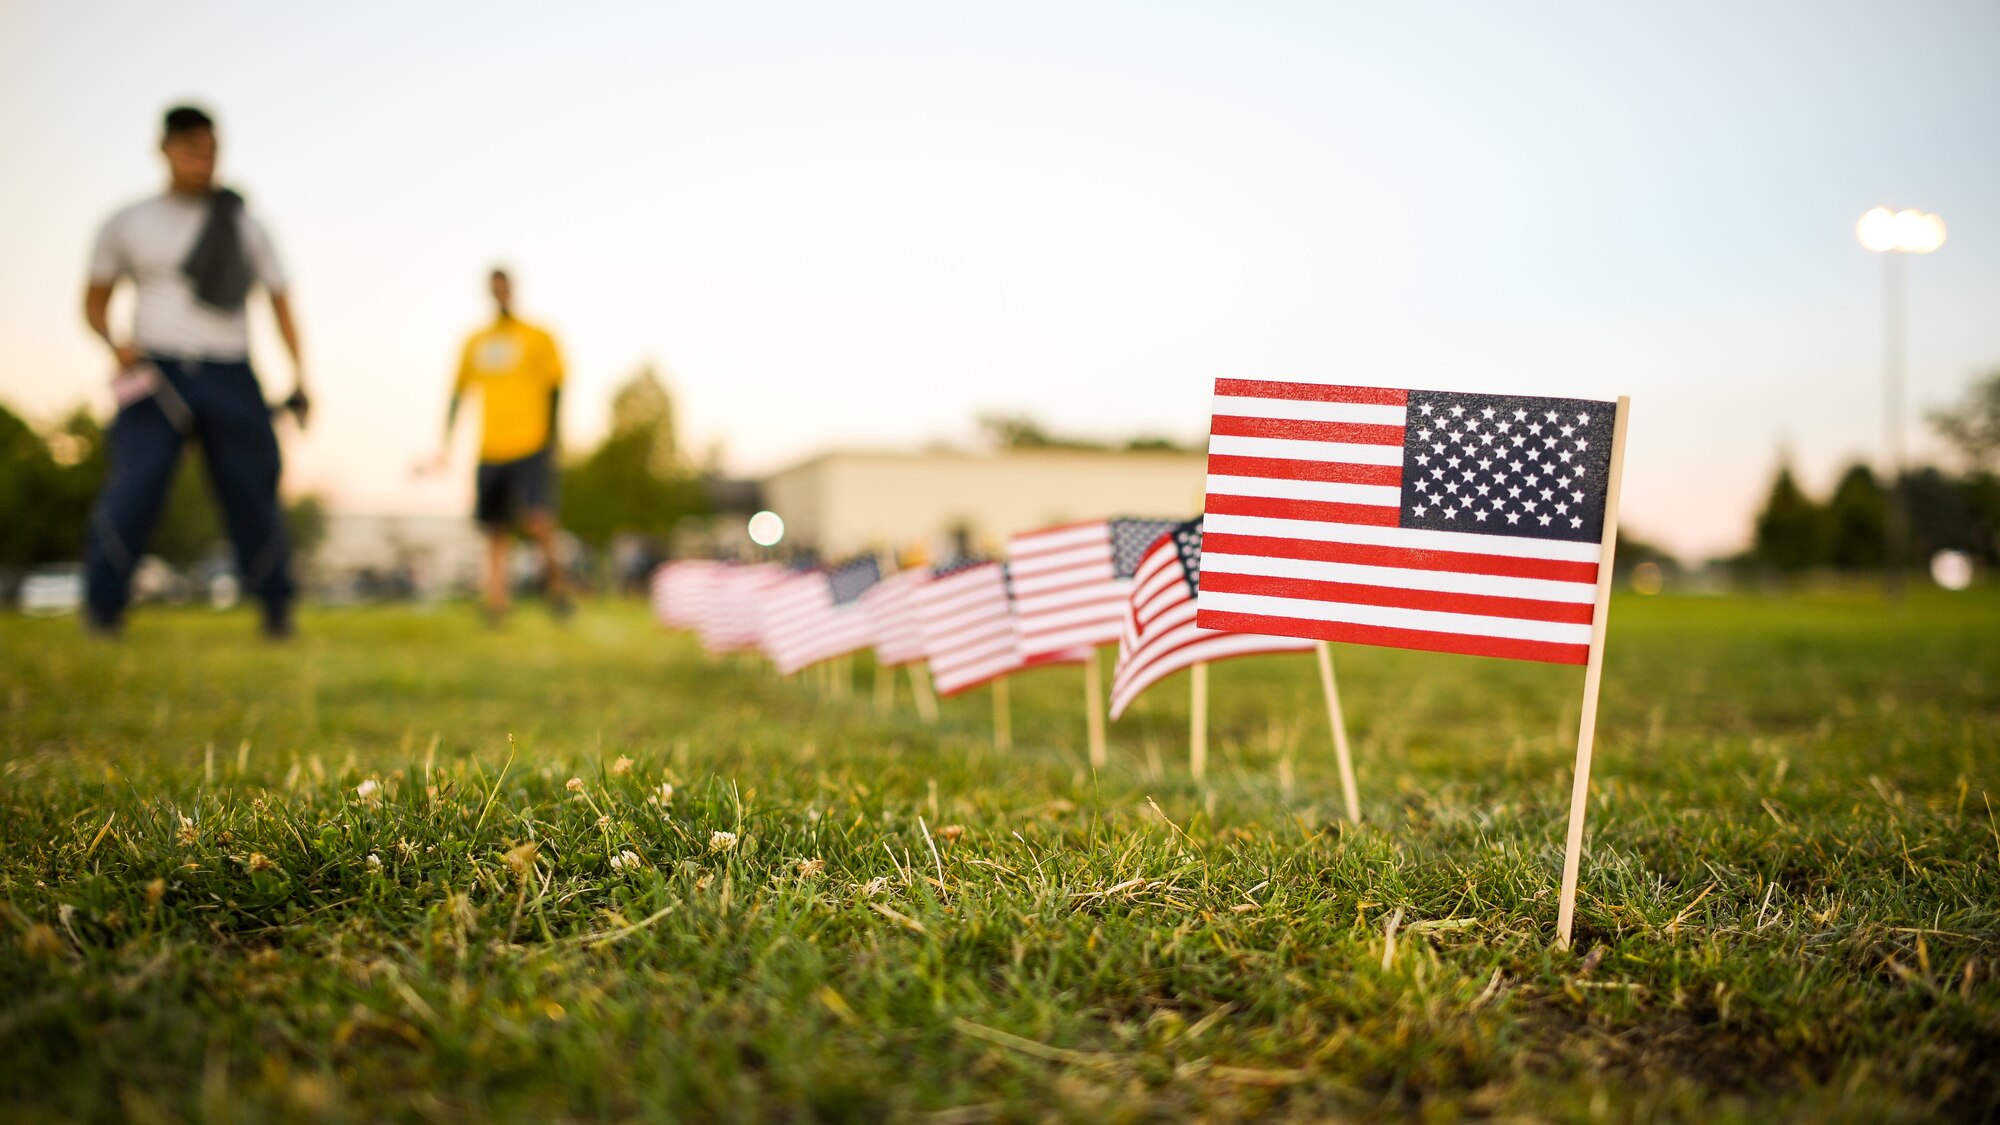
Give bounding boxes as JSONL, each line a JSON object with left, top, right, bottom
{"left": 913, "top": 559, "right": 1087, "bottom": 697}
{"left": 1007, "top": 517, "right": 1182, "bottom": 658}
{"left": 859, "top": 568, "right": 930, "bottom": 668}
{"left": 912, "top": 560, "right": 1016, "bottom": 697}
{"left": 649, "top": 561, "right": 686, "bottom": 627}
{"left": 759, "top": 557, "right": 882, "bottom": 675}
{"left": 652, "top": 559, "right": 721, "bottom": 630}
{"left": 699, "top": 563, "right": 783, "bottom": 654}
{"left": 1196, "top": 379, "right": 1617, "bottom": 664}
{"left": 1110, "top": 519, "right": 1314, "bottom": 719}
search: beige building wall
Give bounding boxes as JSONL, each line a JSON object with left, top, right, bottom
{"left": 759, "top": 450, "right": 1208, "bottom": 559}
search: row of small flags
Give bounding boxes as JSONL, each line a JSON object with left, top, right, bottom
{"left": 653, "top": 515, "right": 1303, "bottom": 715}
{"left": 652, "top": 377, "right": 1631, "bottom": 947}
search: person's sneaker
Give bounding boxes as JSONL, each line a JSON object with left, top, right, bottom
{"left": 261, "top": 602, "right": 296, "bottom": 642}
{"left": 83, "top": 612, "right": 124, "bottom": 640}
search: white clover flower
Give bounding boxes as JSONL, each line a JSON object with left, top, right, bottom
{"left": 565, "top": 777, "right": 585, "bottom": 793}
{"left": 610, "top": 756, "right": 634, "bottom": 777}
{"left": 356, "top": 779, "right": 382, "bottom": 803}
{"left": 610, "top": 849, "right": 643, "bottom": 872}
{"left": 708, "top": 830, "right": 738, "bottom": 853}
{"left": 365, "top": 853, "right": 382, "bottom": 870}
{"left": 648, "top": 783, "right": 674, "bottom": 807}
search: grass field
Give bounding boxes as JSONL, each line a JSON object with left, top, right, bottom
{"left": 3, "top": 591, "right": 1997, "bottom": 1122}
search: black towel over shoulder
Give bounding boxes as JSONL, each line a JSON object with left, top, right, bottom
{"left": 181, "top": 188, "right": 254, "bottom": 312}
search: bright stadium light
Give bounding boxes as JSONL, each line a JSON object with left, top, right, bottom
{"left": 1856, "top": 206, "right": 1899, "bottom": 252}
{"left": 1857, "top": 205, "right": 1946, "bottom": 603}
{"left": 747, "top": 510, "right": 785, "bottom": 547}
{"left": 1857, "top": 206, "right": 1947, "bottom": 254}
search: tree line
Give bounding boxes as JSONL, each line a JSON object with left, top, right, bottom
{"left": 0, "top": 366, "right": 710, "bottom": 589}
{"left": 1748, "top": 370, "right": 2000, "bottom": 574}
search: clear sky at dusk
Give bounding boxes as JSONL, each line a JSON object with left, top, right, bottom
{"left": 1, "top": 1, "right": 1995, "bottom": 557}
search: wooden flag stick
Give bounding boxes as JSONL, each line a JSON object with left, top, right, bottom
{"left": 1189, "top": 662, "right": 1209, "bottom": 782}
{"left": 909, "top": 664, "right": 939, "bottom": 723}
{"left": 992, "top": 678, "right": 1012, "bottom": 751}
{"left": 1556, "top": 395, "right": 1632, "bottom": 950}
{"left": 1083, "top": 648, "right": 1107, "bottom": 769}
{"left": 873, "top": 657, "right": 895, "bottom": 713}
{"left": 1315, "top": 642, "right": 1361, "bottom": 823}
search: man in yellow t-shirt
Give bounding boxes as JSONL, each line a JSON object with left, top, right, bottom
{"left": 436, "top": 268, "right": 570, "bottom": 621}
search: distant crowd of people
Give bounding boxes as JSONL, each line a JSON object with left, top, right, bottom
{"left": 83, "top": 104, "right": 570, "bottom": 638}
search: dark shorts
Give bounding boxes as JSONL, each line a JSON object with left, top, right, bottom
{"left": 475, "top": 448, "right": 559, "bottom": 528}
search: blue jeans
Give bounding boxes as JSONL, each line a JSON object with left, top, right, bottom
{"left": 85, "top": 356, "right": 294, "bottom": 625}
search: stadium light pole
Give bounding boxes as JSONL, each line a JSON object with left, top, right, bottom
{"left": 1856, "top": 206, "right": 1946, "bottom": 602}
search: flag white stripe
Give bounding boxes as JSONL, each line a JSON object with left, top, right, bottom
{"left": 1207, "top": 434, "right": 1404, "bottom": 466}
{"left": 1195, "top": 590, "right": 1593, "bottom": 645}
{"left": 1202, "top": 511, "right": 1603, "bottom": 563}
{"left": 1205, "top": 474, "right": 1401, "bottom": 507}
{"left": 1210, "top": 396, "right": 1406, "bottom": 425}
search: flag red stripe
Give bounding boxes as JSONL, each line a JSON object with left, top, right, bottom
{"left": 1202, "top": 531, "right": 1599, "bottom": 584}
{"left": 1214, "top": 380, "right": 1409, "bottom": 406}
{"left": 1206, "top": 454, "right": 1403, "bottom": 486}
{"left": 1196, "top": 570, "right": 1596, "bottom": 624}
{"left": 1210, "top": 415, "right": 1405, "bottom": 445}
{"left": 1194, "top": 609, "right": 1589, "bottom": 665}
{"left": 1203, "top": 494, "right": 1402, "bottom": 526}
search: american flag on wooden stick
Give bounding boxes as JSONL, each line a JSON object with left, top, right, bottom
{"left": 1195, "top": 379, "right": 1617, "bottom": 664}
{"left": 1007, "top": 517, "right": 1181, "bottom": 658}
{"left": 1110, "top": 519, "right": 1314, "bottom": 719}
{"left": 913, "top": 560, "right": 1015, "bottom": 697}
{"left": 699, "top": 563, "right": 783, "bottom": 655}
{"left": 649, "top": 561, "right": 689, "bottom": 628}
{"left": 653, "top": 560, "right": 726, "bottom": 631}
{"left": 860, "top": 568, "right": 930, "bottom": 668}
{"left": 913, "top": 560, "right": 1087, "bottom": 697}
{"left": 759, "top": 557, "right": 882, "bottom": 675}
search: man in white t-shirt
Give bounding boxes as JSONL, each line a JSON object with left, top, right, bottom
{"left": 82, "top": 105, "right": 310, "bottom": 637}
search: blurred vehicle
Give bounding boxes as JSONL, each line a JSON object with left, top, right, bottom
{"left": 131, "top": 556, "right": 183, "bottom": 604}
{"left": 19, "top": 564, "right": 85, "bottom": 616}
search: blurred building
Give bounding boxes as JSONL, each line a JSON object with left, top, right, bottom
{"left": 758, "top": 449, "right": 1207, "bottom": 559}
{"left": 313, "top": 513, "right": 486, "bottom": 599}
